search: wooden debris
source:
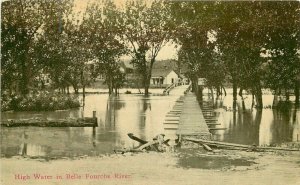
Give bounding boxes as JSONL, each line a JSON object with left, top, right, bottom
{"left": 127, "top": 133, "right": 147, "bottom": 144}
{"left": 1, "top": 117, "right": 97, "bottom": 127}
{"left": 184, "top": 138, "right": 300, "bottom": 152}
{"left": 115, "top": 133, "right": 170, "bottom": 154}
{"left": 202, "top": 143, "right": 213, "bottom": 152}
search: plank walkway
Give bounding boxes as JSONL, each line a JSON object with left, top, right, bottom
{"left": 176, "top": 92, "right": 211, "bottom": 137}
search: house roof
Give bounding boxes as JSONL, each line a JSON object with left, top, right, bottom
{"left": 119, "top": 58, "right": 185, "bottom": 77}
{"left": 152, "top": 59, "right": 177, "bottom": 70}
{"left": 151, "top": 68, "right": 175, "bottom": 78}
{"left": 151, "top": 60, "right": 178, "bottom": 78}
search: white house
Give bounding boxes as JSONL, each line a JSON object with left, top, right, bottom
{"left": 150, "top": 69, "right": 180, "bottom": 87}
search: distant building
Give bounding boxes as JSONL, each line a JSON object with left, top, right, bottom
{"left": 150, "top": 60, "right": 181, "bottom": 87}
{"left": 150, "top": 69, "right": 180, "bottom": 87}
{"left": 119, "top": 59, "right": 189, "bottom": 87}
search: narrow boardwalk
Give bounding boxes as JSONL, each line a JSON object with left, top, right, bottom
{"left": 176, "top": 92, "right": 211, "bottom": 137}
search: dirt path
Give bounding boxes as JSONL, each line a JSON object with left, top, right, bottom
{"left": 1, "top": 150, "right": 300, "bottom": 185}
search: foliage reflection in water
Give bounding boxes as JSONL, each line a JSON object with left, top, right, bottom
{"left": 1, "top": 93, "right": 299, "bottom": 158}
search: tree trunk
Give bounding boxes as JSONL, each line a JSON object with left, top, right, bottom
{"left": 108, "top": 76, "right": 113, "bottom": 95}
{"left": 295, "top": 81, "right": 299, "bottom": 106}
{"left": 210, "top": 87, "right": 214, "bottom": 101}
{"left": 239, "top": 88, "right": 245, "bottom": 111}
{"left": 144, "top": 61, "right": 154, "bottom": 96}
{"left": 285, "top": 88, "right": 290, "bottom": 101}
{"left": 144, "top": 82, "right": 150, "bottom": 96}
{"left": 82, "top": 85, "right": 86, "bottom": 100}
{"left": 222, "top": 85, "right": 227, "bottom": 96}
{"left": 73, "top": 85, "right": 79, "bottom": 94}
{"left": 232, "top": 80, "right": 237, "bottom": 111}
{"left": 115, "top": 87, "right": 118, "bottom": 95}
{"left": 273, "top": 89, "right": 279, "bottom": 108}
{"left": 197, "top": 86, "right": 203, "bottom": 102}
{"left": 20, "top": 59, "right": 29, "bottom": 95}
{"left": 251, "top": 93, "right": 255, "bottom": 109}
{"left": 254, "top": 84, "right": 263, "bottom": 109}
{"left": 238, "top": 88, "right": 243, "bottom": 97}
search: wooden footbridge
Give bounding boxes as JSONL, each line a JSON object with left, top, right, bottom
{"left": 163, "top": 90, "right": 212, "bottom": 139}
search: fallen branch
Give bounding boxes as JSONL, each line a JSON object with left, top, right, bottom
{"left": 138, "top": 140, "right": 159, "bottom": 150}
{"left": 127, "top": 133, "right": 147, "bottom": 144}
{"left": 184, "top": 138, "right": 300, "bottom": 152}
{"left": 115, "top": 134, "right": 170, "bottom": 154}
{"left": 114, "top": 148, "right": 144, "bottom": 154}
{"left": 202, "top": 143, "right": 213, "bottom": 152}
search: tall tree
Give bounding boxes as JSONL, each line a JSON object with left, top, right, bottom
{"left": 1, "top": 0, "right": 74, "bottom": 95}
{"left": 1, "top": 0, "right": 46, "bottom": 94}
{"left": 170, "top": 1, "right": 225, "bottom": 97}
{"left": 262, "top": 1, "right": 300, "bottom": 105}
{"left": 80, "top": 1, "right": 126, "bottom": 95}
{"left": 121, "top": 0, "right": 171, "bottom": 95}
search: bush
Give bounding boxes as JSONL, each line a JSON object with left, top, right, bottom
{"left": 1, "top": 91, "right": 80, "bottom": 111}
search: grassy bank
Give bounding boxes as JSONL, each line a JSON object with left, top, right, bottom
{"left": 1, "top": 91, "right": 80, "bottom": 112}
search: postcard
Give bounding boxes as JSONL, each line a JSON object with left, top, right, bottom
{"left": 1, "top": 0, "right": 300, "bottom": 185}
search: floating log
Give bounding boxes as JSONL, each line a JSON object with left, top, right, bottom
{"left": 184, "top": 138, "right": 300, "bottom": 152}
{"left": 1, "top": 117, "right": 97, "bottom": 127}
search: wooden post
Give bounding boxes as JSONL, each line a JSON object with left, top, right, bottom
{"left": 92, "top": 111, "right": 97, "bottom": 126}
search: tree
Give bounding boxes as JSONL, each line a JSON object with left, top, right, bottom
{"left": 1, "top": 0, "right": 75, "bottom": 95}
{"left": 1, "top": 0, "right": 47, "bottom": 94}
{"left": 80, "top": 1, "right": 126, "bottom": 95}
{"left": 262, "top": 1, "right": 300, "bottom": 105}
{"left": 170, "top": 1, "right": 226, "bottom": 98}
{"left": 121, "top": 0, "right": 171, "bottom": 95}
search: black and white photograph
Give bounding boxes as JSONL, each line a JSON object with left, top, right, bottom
{"left": 1, "top": 0, "right": 300, "bottom": 185}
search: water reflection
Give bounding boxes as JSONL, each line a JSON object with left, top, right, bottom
{"left": 1, "top": 94, "right": 176, "bottom": 158}
{"left": 211, "top": 94, "right": 300, "bottom": 145}
{"left": 1, "top": 92, "right": 299, "bottom": 158}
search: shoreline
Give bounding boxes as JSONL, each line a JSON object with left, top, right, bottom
{"left": 1, "top": 149, "right": 300, "bottom": 185}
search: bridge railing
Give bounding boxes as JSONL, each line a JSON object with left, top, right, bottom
{"left": 163, "top": 83, "right": 175, "bottom": 95}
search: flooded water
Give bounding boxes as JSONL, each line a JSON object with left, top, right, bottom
{"left": 177, "top": 148, "right": 256, "bottom": 169}
{"left": 208, "top": 93, "right": 300, "bottom": 146}
{"left": 1, "top": 87, "right": 300, "bottom": 159}
{"left": 1, "top": 92, "right": 181, "bottom": 158}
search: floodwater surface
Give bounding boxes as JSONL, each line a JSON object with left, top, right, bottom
{"left": 1, "top": 92, "right": 180, "bottom": 158}
{"left": 1, "top": 88, "right": 299, "bottom": 161}
{"left": 208, "top": 94, "right": 300, "bottom": 146}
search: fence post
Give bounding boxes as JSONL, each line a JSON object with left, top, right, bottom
{"left": 92, "top": 111, "right": 97, "bottom": 126}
